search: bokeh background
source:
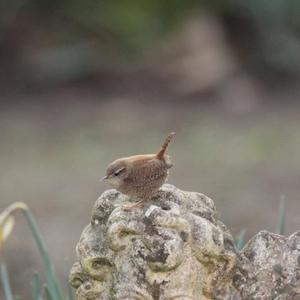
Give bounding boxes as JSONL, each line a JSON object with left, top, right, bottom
{"left": 1, "top": 0, "right": 300, "bottom": 297}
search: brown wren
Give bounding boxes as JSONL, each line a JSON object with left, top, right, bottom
{"left": 101, "top": 132, "right": 175, "bottom": 210}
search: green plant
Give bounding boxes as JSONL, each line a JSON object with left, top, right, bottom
{"left": 235, "top": 229, "right": 246, "bottom": 251}
{"left": 0, "top": 263, "right": 14, "bottom": 300}
{"left": 0, "top": 202, "right": 74, "bottom": 300}
{"left": 276, "top": 195, "right": 286, "bottom": 235}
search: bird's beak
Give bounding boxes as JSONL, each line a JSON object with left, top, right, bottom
{"left": 100, "top": 175, "right": 108, "bottom": 182}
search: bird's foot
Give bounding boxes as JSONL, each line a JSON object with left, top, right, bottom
{"left": 122, "top": 200, "right": 146, "bottom": 211}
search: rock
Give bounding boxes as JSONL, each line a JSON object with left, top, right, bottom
{"left": 70, "top": 184, "right": 300, "bottom": 299}
{"left": 233, "top": 231, "right": 300, "bottom": 300}
{"left": 70, "top": 184, "right": 236, "bottom": 299}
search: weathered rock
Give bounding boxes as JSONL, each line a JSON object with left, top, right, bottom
{"left": 232, "top": 231, "right": 300, "bottom": 300}
{"left": 70, "top": 184, "right": 300, "bottom": 299}
{"left": 70, "top": 184, "right": 236, "bottom": 299}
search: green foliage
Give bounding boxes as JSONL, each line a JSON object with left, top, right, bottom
{"left": 235, "top": 229, "right": 246, "bottom": 251}
{"left": 60, "top": 0, "right": 203, "bottom": 59}
{"left": 0, "top": 204, "right": 74, "bottom": 300}
{"left": 220, "top": 0, "right": 300, "bottom": 77}
{"left": 276, "top": 195, "right": 286, "bottom": 235}
{"left": 0, "top": 263, "right": 14, "bottom": 300}
{"left": 44, "top": 286, "right": 53, "bottom": 300}
{"left": 0, "top": 0, "right": 203, "bottom": 59}
{"left": 2, "top": 0, "right": 300, "bottom": 77}
{"left": 22, "top": 209, "right": 64, "bottom": 300}
{"left": 32, "top": 273, "right": 42, "bottom": 300}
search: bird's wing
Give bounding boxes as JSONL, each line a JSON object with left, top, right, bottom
{"left": 125, "top": 158, "right": 163, "bottom": 187}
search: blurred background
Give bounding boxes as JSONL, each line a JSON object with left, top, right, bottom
{"left": 1, "top": 0, "right": 300, "bottom": 297}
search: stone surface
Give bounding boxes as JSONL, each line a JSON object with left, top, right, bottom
{"left": 232, "top": 231, "right": 300, "bottom": 300}
{"left": 70, "top": 184, "right": 236, "bottom": 299}
{"left": 70, "top": 184, "right": 300, "bottom": 299}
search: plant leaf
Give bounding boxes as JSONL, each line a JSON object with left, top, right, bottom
{"left": 44, "top": 285, "right": 54, "bottom": 300}
{"left": 0, "top": 217, "right": 15, "bottom": 249}
{"left": 235, "top": 229, "right": 246, "bottom": 251}
{"left": 0, "top": 263, "right": 14, "bottom": 300}
{"left": 22, "top": 208, "right": 64, "bottom": 300}
{"left": 32, "top": 273, "right": 42, "bottom": 300}
{"left": 276, "top": 195, "right": 286, "bottom": 235}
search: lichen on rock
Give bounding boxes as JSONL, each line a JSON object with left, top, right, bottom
{"left": 70, "top": 184, "right": 300, "bottom": 299}
{"left": 70, "top": 184, "right": 236, "bottom": 299}
{"left": 232, "top": 230, "right": 300, "bottom": 299}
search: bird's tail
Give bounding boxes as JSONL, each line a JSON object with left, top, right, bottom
{"left": 156, "top": 132, "right": 175, "bottom": 160}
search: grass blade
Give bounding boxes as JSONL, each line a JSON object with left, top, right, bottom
{"left": 44, "top": 285, "right": 53, "bottom": 300}
{"left": 0, "top": 263, "right": 14, "bottom": 300}
{"left": 21, "top": 208, "right": 64, "bottom": 300}
{"left": 67, "top": 282, "right": 75, "bottom": 300}
{"left": 276, "top": 195, "right": 286, "bottom": 235}
{"left": 32, "top": 273, "right": 42, "bottom": 300}
{"left": 235, "top": 229, "right": 246, "bottom": 251}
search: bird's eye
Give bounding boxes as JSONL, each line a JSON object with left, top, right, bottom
{"left": 113, "top": 167, "right": 125, "bottom": 177}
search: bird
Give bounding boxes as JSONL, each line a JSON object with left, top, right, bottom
{"left": 101, "top": 132, "right": 175, "bottom": 210}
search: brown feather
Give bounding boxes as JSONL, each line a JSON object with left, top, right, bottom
{"left": 156, "top": 132, "right": 175, "bottom": 160}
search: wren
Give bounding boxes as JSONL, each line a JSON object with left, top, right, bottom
{"left": 102, "top": 132, "right": 175, "bottom": 210}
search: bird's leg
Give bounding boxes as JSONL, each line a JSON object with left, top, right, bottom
{"left": 122, "top": 199, "right": 147, "bottom": 211}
